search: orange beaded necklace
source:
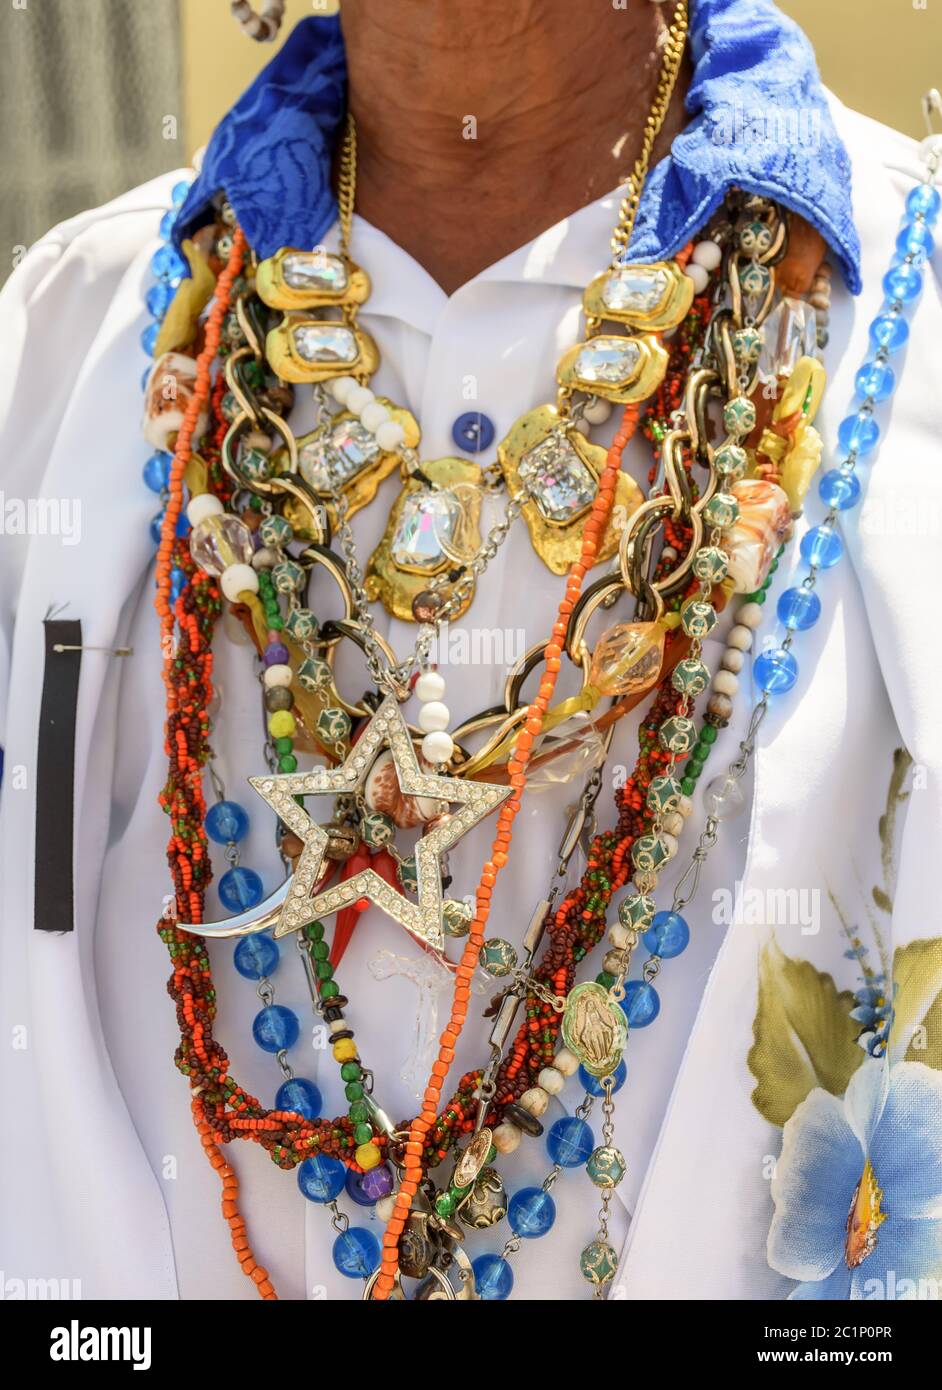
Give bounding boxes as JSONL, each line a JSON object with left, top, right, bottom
{"left": 374, "top": 402, "right": 643, "bottom": 1296}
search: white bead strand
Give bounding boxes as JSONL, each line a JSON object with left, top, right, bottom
{"left": 415, "top": 669, "right": 453, "bottom": 764}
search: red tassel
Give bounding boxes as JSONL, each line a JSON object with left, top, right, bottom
{"left": 329, "top": 844, "right": 373, "bottom": 968}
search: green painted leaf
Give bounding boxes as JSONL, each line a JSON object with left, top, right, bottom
{"left": 872, "top": 887, "right": 893, "bottom": 916}
{"left": 894, "top": 937, "right": 942, "bottom": 1067}
{"left": 748, "top": 939, "right": 864, "bottom": 1126}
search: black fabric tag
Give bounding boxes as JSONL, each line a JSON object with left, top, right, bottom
{"left": 34, "top": 618, "right": 82, "bottom": 931}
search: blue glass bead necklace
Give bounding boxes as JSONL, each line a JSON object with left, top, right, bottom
{"left": 202, "top": 663, "right": 388, "bottom": 1280}
{"left": 584, "top": 105, "right": 941, "bottom": 1287}
{"left": 141, "top": 179, "right": 192, "bottom": 568}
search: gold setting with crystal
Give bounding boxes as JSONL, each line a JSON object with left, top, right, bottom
{"left": 255, "top": 247, "right": 372, "bottom": 311}
{"left": 273, "top": 398, "right": 421, "bottom": 533}
{"left": 555, "top": 331, "right": 669, "bottom": 404}
{"left": 366, "top": 457, "right": 484, "bottom": 620}
{"left": 264, "top": 314, "right": 381, "bottom": 384}
{"left": 498, "top": 405, "right": 643, "bottom": 575}
{"left": 583, "top": 259, "right": 694, "bottom": 332}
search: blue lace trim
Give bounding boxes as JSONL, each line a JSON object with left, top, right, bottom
{"left": 175, "top": 0, "right": 860, "bottom": 290}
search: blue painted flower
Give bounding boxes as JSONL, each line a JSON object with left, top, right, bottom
{"left": 768, "top": 1061, "right": 942, "bottom": 1299}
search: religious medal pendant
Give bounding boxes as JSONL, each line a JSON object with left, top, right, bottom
{"left": 366, "top": 457, "right": 485, "bottom": 621}
{"left": 437, "top": 1128, "right": 508, "bottom": 1232}
{"left": 561, "top": 980, "right": 628, "bottom": 1077}
{"left": 498, "top": 404, "right": 643, "bottom": 575}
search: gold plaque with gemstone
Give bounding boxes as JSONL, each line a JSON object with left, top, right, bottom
{"left": 265, "top": 314, "right": 380, "bottom": 384}
{"left": 583, "top": 260, "right": 694, "bottom": 332}
{"left": 497, "top": 404, "right": 643, "bottom": 575}
{"left": 272, "top": 398, "right": 420, "bottom": 535}
{"left": 255, "top": 247, "right": 371, "bottom": 310}
{"left": 556, "top": 331, "right": 668, "bottom": 404}
{"left": 365, "top": 457, "right": 483, "bottom": 621}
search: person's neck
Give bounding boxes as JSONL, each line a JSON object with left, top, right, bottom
{"left": 339, "top": 0, "right": 691, "bottom": 294}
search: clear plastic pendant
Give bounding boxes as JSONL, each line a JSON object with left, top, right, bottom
{"left": 758, "top": 296, "right": 819, "bottom": 379}
{"left": 369, "top": 947, "right": 458, "bottom": 1097}
{"left": 526, "top": 711, "right": 607, "bottom": 790}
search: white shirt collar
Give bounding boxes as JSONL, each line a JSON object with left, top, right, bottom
{"left": 321, "top": 184, "right": 622, "bottom": 337}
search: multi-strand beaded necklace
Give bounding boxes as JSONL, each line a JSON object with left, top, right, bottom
{"left": 137, "top": 0, "right": 930, "bottom": 1299}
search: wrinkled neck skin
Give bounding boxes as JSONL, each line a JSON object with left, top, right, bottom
{"left": 339, "top": 0, "right": 691, "bottom": 292}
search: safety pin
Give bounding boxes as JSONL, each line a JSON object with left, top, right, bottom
{"left": 52, "top": 643, "right": 133, "bottom": 657}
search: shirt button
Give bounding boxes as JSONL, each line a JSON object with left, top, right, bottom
{"left": 451, "top": 410, "right": 496, "bottom": 453}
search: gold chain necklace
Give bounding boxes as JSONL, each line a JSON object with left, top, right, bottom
{"left": 272, "top": 0, "right": 693, "bottom": 614}
{"left": 335, "top": 2, "right": 689, "bottom": 268}
{"left": 611, "top": 1, "right": 689, "bottom": 261}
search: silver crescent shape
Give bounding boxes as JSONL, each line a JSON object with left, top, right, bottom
{"left": 175, "top": 878, "right": 289, "bottom": 939}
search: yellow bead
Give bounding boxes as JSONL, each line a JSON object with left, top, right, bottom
{"left": 355, "top": 1142, "right": 381, "bottom": 1171}
{"left": 332, "top": 1038, "right": 357, "bottom": 1063}
{"left": 268, "top": 709, "right": 296, "bottom": 738}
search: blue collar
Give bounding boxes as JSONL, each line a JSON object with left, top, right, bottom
{"left": 176, "top": 0, "right": 860, "bottom": 291}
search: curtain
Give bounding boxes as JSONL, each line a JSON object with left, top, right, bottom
{"left": 1, "top": 0, "right": 184, "bottom": 283}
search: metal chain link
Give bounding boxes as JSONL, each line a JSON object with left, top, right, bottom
{"left": 336, "top": 114, "right": 358, "bottom": 258}
{"left": 610, "top": 0, "right": 689, "bottom": 263}
{"left": 320, "top": 404, "right": 536, "bottom": 694}
{"left": 320, "top": 435, "right": 409, "bottom": 696}
{"left": 427, "top": 485, "right": 532, "bottom": 622}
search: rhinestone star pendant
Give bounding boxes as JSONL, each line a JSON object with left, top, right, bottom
{"left": 250, "top": 696, "right": 511, "bottom": 950}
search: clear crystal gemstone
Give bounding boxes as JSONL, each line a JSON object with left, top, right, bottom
{"left": 758, "top": 296, "right": 819, "bottom": 379}
{"left": 282, "top": 251, "right": 348, "bottom": 293}
{"left": 299, "top": 417, "right": 382, "bottom": 492}
{"left": 526, "top": 712, "right": 607, "bottom": 790}
{"left": 602, "top": 266, "right": 670, "bottom": 314}
{"left": 702, "top": 773, "right": 746, "bottom": 821}
{"left": 292, "top": 323, "right": 358, "bottom": 364}
{"left": 189, "top": 514, "right": 254, "bottom": 577}
{"left": 518, "top": 433, "right": 596, "bottom": 522}
{"left": 390, "top": 490, "right": 460, "bottom": 571}
{"left": 572, "top": 335, "right": 641, "bottom": 386}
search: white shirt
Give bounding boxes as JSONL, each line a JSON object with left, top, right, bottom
{"left": 1, "top": 93, "right": 939, "bottom": 1301}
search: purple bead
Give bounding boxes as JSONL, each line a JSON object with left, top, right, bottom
{"left": 264, "top": 643, "right": 290, "bottom": 666}
{"left": 348, "top": 1164, "right": 394, "bottom": 1205}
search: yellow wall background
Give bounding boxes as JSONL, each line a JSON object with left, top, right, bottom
{"left": 182, "top": 0, "right": 942, "bottom": 154}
